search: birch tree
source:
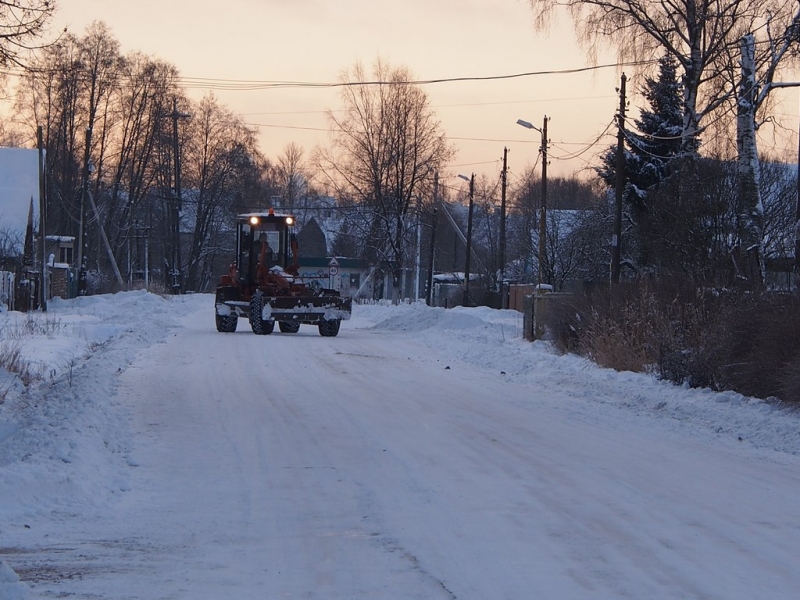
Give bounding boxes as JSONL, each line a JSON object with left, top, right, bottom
{"left": 528, "top": 0, "right": 762, "bottom": 154}
{"left": 731, "top": 8, "right": 800, "bottom": 285}
{"left": 735, "top": 34, "right": 764, "bottom": 285}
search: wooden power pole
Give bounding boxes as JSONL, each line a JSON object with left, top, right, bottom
{"left": 426, "top": 172, "right": 439, "bottom": 306}
{"left": 464, "top": 173, "right": 475, "bottom": 306}
{"left": 168, "top": 98, "right": 190, "bottom": 294}
{"left": 77, "top": 127, "right": 92, "bottom": 296}
{"left": 539, "top": 117, "right": 548, "bottom": 286}
{"left": 500, "top": 146, "right": 508, "bottom": 306}
{"left": 611, "top": 73, "right": 627, "bottom": 284}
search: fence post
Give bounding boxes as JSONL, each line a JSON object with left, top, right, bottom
{"left": 533, "top": 284, "right": 554, "bottom": 340}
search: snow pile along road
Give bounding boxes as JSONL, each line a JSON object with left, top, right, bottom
{"left": 0, "top": 292, "right": 183, "bottom": 512}
{"left": 0, "top": 291, "right": 187, "bottom": 596}
{"left": 365, "top": 301, "right": 800, "bottom": 455}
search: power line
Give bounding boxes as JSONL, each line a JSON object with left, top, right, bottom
{"left": 548, "top": 120, "right": 616, "bottom": 161}
{"left": 175, "top": 60, "right": 656, "bottom": 91}
{"left": 244, "top": 120, "right": 608, "bottom": 149}
{"left": 450, "top": 159, "right": 501, "bottom": 167}
{"left": 236, "top": 94, "right": 616, "bottom": 117}
{"left": 449, "top": 135, "right": 539, "bottom": 143}
{"left": 244, "top": 122, "right": 329, "bottom": 132}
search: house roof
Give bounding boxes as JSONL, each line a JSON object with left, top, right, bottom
{"left": 0, "top": 148, "right": 39, "bottom": 237}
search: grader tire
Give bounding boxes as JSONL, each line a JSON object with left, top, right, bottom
{"left": 279, "top": 321, "right": 301, "bottom": 334}
{"left": 215, "top": 313, "right": 238, "bottom": 333}
{"left": 318, "top": 318, "right": 341, "bottom": 337}
{"left": 249, "top": 294, "right": 274, "bottom": 335}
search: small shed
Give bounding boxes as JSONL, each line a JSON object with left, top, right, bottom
{"left": 45, "top": 236, "right": 76, "bottom": 300}
{"left": 297, "top": 257, "right": 371, "bottom": 298}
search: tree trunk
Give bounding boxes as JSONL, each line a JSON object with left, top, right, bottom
{"left": 736, "top": 34, "right": 765, "bottom": 287}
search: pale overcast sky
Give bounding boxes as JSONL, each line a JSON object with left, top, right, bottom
{"left": 49, "top": 1, "right": 676, "bottom": 184}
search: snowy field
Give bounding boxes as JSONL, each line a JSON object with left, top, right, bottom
{"left": 0, "top": 291, "right": 799, "bottom": 598}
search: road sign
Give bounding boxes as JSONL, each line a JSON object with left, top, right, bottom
{"left": 328, "top": 257, "right": 339, "bottom": 267}
{"left": 329, "top": 266, "right": 339, "bottom": 276}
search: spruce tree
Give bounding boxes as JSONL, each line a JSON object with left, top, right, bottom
{"left": 598, "top": 54, "right": 683, "bottom": 212}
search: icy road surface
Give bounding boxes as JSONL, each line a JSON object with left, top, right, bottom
{"left": 2, "top": 292, "right": 800, "bottom": 598}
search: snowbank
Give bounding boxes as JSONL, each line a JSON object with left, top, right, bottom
{"left": 360, "top": 301, "right": 800, "bottom": 456}
{"left": 0, "top": 559, "right": 32, "bottom": 600}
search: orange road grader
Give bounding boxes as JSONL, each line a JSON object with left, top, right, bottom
{"left": 214, "top": 210, "right": 352, "bottom": 336}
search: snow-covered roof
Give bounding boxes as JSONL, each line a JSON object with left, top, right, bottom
{"left": 0, "top": 147, "right": 39, "bottom": 237}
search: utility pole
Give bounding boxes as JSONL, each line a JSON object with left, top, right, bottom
{"left": 464, "top": 173, "right": 475, "bottom": 306}
{"left": 77, "top": 127, "right": 92, "bottom": 296}
{"left": 168, "top": 98, "right": 190, "bottom": 294}
{"left": 500, "top": 146, "right": 508, "bottom": 306}
{"left": 539, "top": 116, "right": 548, "bottom": 286}
{"left": 426, "top": 172, "right": 439, "bottom": 306}
{"left": 37, "top": 126, "right": 47, "bottom": 311}
{"left": 611, "top": 73, "right": 627, "bottom": 284}
{"left": 414, "top": 205, "right": 422, "bottom": 300}
{"left": 516, "top": 117, "right": 549, "bottom": 286}
{"left": 463, "top": 173, "right": 475, "bottom": 307}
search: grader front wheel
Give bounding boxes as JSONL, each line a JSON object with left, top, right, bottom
{"left": 318, "top": 318, "right": 341, "bottom": 337}
{"left": 249, "top": 294, "right": 274, "bottom": 335}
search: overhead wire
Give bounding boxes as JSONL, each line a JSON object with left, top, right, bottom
{"left": 549, "top": 119, "right": 616, "bottom": 161}
{"left": 620, "top": 115, "right": 684, "bottom": 141}
{"left": 174, "top": 60, "right": 656, "bottom": 92}
{"left": 8, "top": 59, "right": 653, "bottom": 171}
{"left": 449, "top": 159, "right": 502, "bottom": 168}
{"left": 236, "top": 93, "right": 617, "bottom": 117}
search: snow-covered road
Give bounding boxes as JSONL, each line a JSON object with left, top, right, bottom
{"left": 2, "top": 293, "right": 800, "bottom": 598}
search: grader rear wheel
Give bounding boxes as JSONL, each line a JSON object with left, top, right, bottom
{"left": 318, "top": 318, "right": 341, "bottom": 337}
{"left": 215, "top": 313, "right": 238, "bottom": 333}
{"left": 279, "top": 321, "right": 301, "bottom": 334}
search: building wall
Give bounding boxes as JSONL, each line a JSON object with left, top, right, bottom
{"left": 49, "top": 267, "right": 71, "bottom": 300}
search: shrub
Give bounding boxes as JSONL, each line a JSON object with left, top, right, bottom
{"left": 547, "top": 282, "right": 800, "bottom": 405}
{"left": 0, "top": 339, "right": 38, "bottom": 386}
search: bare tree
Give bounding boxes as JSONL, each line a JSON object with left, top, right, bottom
{"left": 759, "top": 159, "right": 797, "bottom": 268}
{"left": 315, "top": 59, "right": 454, "bottom": 299}
{"left": 16, "top": 22, "right": 123, "bottom": 278}
{"left": 77, "top": 22, "right": 122, "bottom": 199}
{"left": 16, "top": 33, "right": 84, "bottom": 236}
{"left": 276, "top": 142, "right": 307, "bottom": 213}
{"left": 509, "top": 167, "right": 607, "bottom": 287}
{"left": 528, "top": 0, "right": 766, "bottom": 154}
{"left": 0, "top": 0, "right": 55, "bottom": 66}
{"left": 15, "top": 21, "right": 271, "bottom": 293}
{"left": 102, "top": 53, "right": 179, "bottom": 280}
{"left": 181, "top": 94, "right": 266, "bottom": 291}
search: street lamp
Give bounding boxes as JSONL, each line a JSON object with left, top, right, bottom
{"left": 458, "top": 173, "right": 475, "bottom": 306}
{"left": 517, "top": 117, "right": 548, "bottom": 286}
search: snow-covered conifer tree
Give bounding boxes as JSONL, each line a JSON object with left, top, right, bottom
{"left": 598, "top": 54, "right": 683, "bottom": 212}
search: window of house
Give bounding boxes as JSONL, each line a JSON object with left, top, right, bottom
{"left": 349, "top": 273, "right": 360, "bottom": 288}
{"left": 59, "top": 246, "right": 73, "bottom": 264}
